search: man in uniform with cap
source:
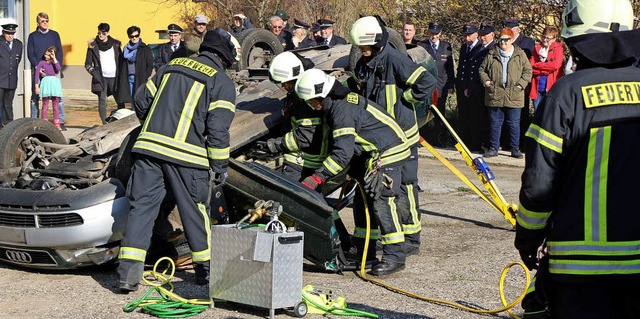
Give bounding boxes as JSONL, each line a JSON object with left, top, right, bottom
{"left": 117, "top": 30, "right": 237, "bottom": 293}
{"left": 455, "top": 23, "right": 494, "bottom": 151}
{"left": 154, "top": 23, "right": 188, "bottom": 71}
{"left": 0, "top": 23, "right": 22, "bottom": 127}
{"left": 291, "top": 19, "right": 315, "bottom": 49}
{"left": 503, "top": 19, "right": 535, "bottom": 152}
{"left": 425, "top": 22, "right": 454, "bottom": 115}
{"left": 316, "top": 18, "right": 347, "bottom": 47}
{"left": 184, "top": 14, "right": 209, "bottom": 57}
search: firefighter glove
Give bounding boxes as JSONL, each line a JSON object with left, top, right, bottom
{"left": 364, "top": 170, "right": 384, "bottom": 200}
{"left": 301, "top": 174, "right": 324, "bottom": 190}
{"left": 211, "top": 171, "right": 228, "bottom": 186}
{"left": 519, "top": 250, "right": 539, "bottom": 270}
{"left": 256, "top": 138, "right": 284, "bottom": 155}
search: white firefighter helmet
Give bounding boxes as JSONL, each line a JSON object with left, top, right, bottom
{"left": 269, "top": 52, "right": 305, "bottom": 83}
{"left": 295, "top": 69, "right": 335, "bottom": 101}
{"left": 349, "top": 16, "right": 383, "bottom": 46}
{"left": 561, "top": 0, "right": 634, "bottom": 38}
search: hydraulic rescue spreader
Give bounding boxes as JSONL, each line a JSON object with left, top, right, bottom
{"left": 421, "top": 105, "right": 518, "bottom": 227}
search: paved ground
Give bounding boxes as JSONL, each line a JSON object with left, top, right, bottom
{"left": 0, "top": 89, "right": 530, "bottom": 318}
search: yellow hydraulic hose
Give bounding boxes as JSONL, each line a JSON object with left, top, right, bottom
{"left": 352, "top": 182, "right": 531, "bottom": 319}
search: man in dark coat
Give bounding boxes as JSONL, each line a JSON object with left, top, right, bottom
{"left": 291, "top": 19, "right": 316, "bottom": 49}
{"left": 0, "top": 23, "right": 22, "bottom": 127}
{"left": 117, "top": 26, "right": 154, "bottom": 104}
{"left": 424, "top": 22, "right": 455, "bottom": 113}
{"left": 455, "top": 24, "right": 492, "bottom": 151}
{"left": 84, "top": 22, "right": 125, "bottom": 124}
{"left": 154, "top": 24, "right": 188, "bottom": 71}
{"left": 316, "top": 19, "right": 347, "bottom": 47}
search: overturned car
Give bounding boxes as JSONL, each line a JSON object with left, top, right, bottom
{"left": 0, "top": 28, "right": 435, "bottom": 271}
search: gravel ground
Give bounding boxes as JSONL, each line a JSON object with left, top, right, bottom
{"left": 0, "top": 154, "right": 528, "bottom": 319}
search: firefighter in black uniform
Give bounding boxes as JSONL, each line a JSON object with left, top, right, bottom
{"left": 348, "top": 16, "right": 437, "bottom": 263}
{"left": 261, "top": 51, "right": 329, "bottom": 181}
{"left": 296, "top": 68, "right": 412, "bottom": 275}
{"left": 117, "top": 31, "right": 236, "bottom": 293}
{"left": 516, "top": 0, "right": 640, "bottom": 317}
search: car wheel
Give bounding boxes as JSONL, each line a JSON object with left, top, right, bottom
{"left": 235, "top": 28, "right": 284, "bottom": 70}
{"left": 0, "top": 118, "right": 67, "bottom": 170}
{"left": 348, "top": 27, "right": 407, "bottom": 71}
{"left": 113, "top": 126, "right": 141, "bottom": 187}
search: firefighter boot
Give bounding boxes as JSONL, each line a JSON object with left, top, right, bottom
{"left": 370, "top": 243, "right": 406, "bottom": 276}
{"left": 193, "top": 261, "right": 210, "bottom": 286}
{"left": 117, "top": 260, "right": 144, "bottom": 293}
{"left": 343, "top": 237, "right": 378, "bottom": 269}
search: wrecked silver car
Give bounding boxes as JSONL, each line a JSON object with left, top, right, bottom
{"left": 0, "top": 28, "right": 434, "bottom": 271}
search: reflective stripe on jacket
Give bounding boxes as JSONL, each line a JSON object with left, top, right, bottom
{"left": 315, "top": 92, "right": 409, "bottom": 181}
{"left": 133, "top": 52, "right": 235, "bottom": 173}
{"left": 516, "top": 65, "right": 640, "bottom": 280}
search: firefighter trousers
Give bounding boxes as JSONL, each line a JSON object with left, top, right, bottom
{"left": 117, "top": 155, "right": 212, "bottom": 285}
{"left": 351, "top": 159, "right": 405, "bottom": 263}
{"left": 397, "top": 146, "right": 421, "bottom": 247}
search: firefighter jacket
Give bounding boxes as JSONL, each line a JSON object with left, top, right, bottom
{"left": 133, "top": 52, "right": 235, "bottom": 174}
{"left": 315, "top": 92, "right": 410, "bottom": 182}
{"left": 278, "top": 91, "right": 329, "bottom": 170}
{"left": 516, "top": 63, "right": 640, "bottom": 282}
{"left": 479, "top": 46, "right": 532, "bottom": 108}
{"left": 351, "top": 44, "right": 436, "bottom": 148}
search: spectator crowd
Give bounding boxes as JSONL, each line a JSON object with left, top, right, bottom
{"left": 1, "top": 9, "right": 567, "bottom": 158}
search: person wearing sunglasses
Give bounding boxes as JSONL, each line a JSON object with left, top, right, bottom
{"left": 118, "top": 26, "right": 153, "bottom": 102}
{"left": 27, "top": 12, "right": 66, "bottom": 129}
{"left": 269, "top": 15, "right": 294, "bottom": 51}
{"left": 84, "top": 22, "right": 126, "bottom": 125}
{"left": 529, "top": 26, "right": 563, "bottom": 111}
{"left": 479, "top": 27, "right": 532, "bottom": 159}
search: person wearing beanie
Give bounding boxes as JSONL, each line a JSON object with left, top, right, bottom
{"left": 348, "top": 15, "right": 437, "bottom": 276}
{"left": 479, "top": 27, "right": 532, "bottom": 159}
{"left": 84, "top": 22, "right": 126, "bottom": 125}
{"left": 117, "top": 28, "right": 236, "bottom": 293}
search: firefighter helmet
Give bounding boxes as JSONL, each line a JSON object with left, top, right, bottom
{"left": 349, "top": 16, "right": 383, "bottom": 46}
{"left": 561, "top": 0, "right": 634, "bottom": 38}
{"left": 269, "top": 52, "right": 305, "bottom": 83}
{"left": 295, "top": 69, "right": 335, "bottom": 101}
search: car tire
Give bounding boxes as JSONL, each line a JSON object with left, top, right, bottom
{"left": 235, "top": 28, "right": 284, "bottom": 70}
{"left": 348, "top": 27, "right": 407, "bottom": 71}
{"left": 113, "top": 126, "right": 141, "bottom": 187}
{"left": 0, "top": 118, "right": 67, "bottom": 170}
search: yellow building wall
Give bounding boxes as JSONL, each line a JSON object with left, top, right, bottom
{"left": 30, "top": 0, "right": 196, "bottom": 66}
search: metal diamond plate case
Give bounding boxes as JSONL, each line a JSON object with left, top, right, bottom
{"left": 210, "top": 224, "right": 304, "bottom": 311}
